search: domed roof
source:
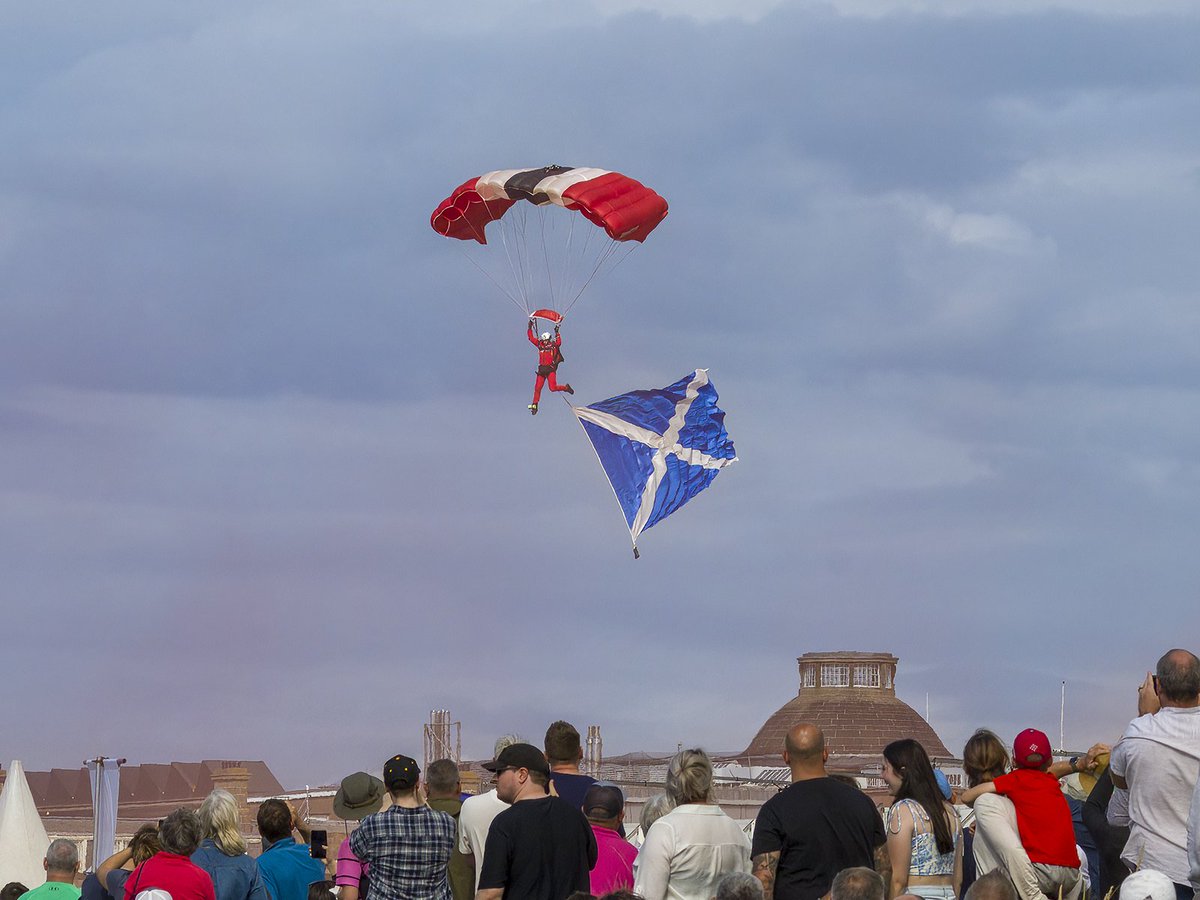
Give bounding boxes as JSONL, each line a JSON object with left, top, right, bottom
{"left": 740, "top": 651, "right": 952, "bottom": 763}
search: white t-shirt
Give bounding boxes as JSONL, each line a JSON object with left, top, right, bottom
{"left": 633, "top": 803, "right": 751, "bottom": 900}
{"left": 1110, "top": 706, "right": 1200, "bottom": 884}
{"left": 457, "top": 788, "right": 510, "bottom": 887}
{"left": 1186, "top": 774, "right": 1200, "bottom": 888}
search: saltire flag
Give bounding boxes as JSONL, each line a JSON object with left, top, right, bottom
{"left": 574, "top": 369, "right": 737, "bottom": 558}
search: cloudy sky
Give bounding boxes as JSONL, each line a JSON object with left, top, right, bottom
{"left": 3, "top": 0, "right": 1199, "bottom": 789}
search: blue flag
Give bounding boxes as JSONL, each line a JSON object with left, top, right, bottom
{"left": 574, "top": 369, "right": 737, "bottom": 556}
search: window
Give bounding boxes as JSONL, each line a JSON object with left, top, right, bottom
{"left": 802, "top": 666, "right": 816, "bottom": 688}
{"left": 821, "top": 664, "right": 849, "bottom": 687}
{"left": 854, "top": 664, "right": 880, "bottom": 687}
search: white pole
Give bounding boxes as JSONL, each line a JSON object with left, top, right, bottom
{"left": 1059, "top": 681, "right": 1066, "bottom": 752}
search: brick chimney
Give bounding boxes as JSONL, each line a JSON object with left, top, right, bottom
{"left": 210, "top": 762, "right": 253, "bottom": 831}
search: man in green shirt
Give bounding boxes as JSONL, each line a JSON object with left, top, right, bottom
{"left": 24, "top": 840, "right": 81, "bottom": 900}
{"left": 424, "top": 759, "right": 472, "bottom": 900}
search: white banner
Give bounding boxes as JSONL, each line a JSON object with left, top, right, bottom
{"left": 86, "top": 757, "right": 122, "bottom": 869}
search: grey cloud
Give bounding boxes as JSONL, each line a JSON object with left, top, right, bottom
{"left": 3, "top": 3, "right": 1200, "bottom": 786}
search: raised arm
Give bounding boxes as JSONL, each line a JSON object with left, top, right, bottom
{"left": 1048, "top": 742, "right": 1111, "bottom": 779}
{"left": 97, "top": 847, "right": 134, "bottom": 885}
{"left": 959, "top": 781, "right": 997, "bottom": 806}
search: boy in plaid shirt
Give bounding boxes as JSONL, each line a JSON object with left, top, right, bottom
{"left": 350, "top": 755, "right": 456, "bottom": 900}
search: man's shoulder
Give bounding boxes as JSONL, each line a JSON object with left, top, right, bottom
{"left": 427, "top": 797, "right": 463, "bottom": 817}
{"left": 1116, "top": 709, "right": 1200, "bottom": 765}
{"left": 422, "top": 805, "right": 458, "bottom": 830}
{"left": 26, "top": 885, "right": 80, "bottom": 900}
{"left": 462, "top": 790, "right": 507, "bottom": 816}
{"left": 262, "top": 840, "right": 317, "bottom": 871}
{"left": 500, "top": 795, "right": 585, "bottom": 826}
{"left": 601, "top": 830, "right": 638, "bottom": 862}
{"left": 550, "top": 771, "right": 595, "bottom": 785}
{"left": 772, "top": 776, "right": 872, "bottom": 806}
{"left": 1120, "top": 712, "right": 1164, "bottom": 741}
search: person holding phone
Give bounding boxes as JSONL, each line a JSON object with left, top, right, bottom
{"left": 1111, "top": 649, "right": 1200, "bottom": 900}
{"left": 255, "top": 800, "right": 325, "bottom": 900}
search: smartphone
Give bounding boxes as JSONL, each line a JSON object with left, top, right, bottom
{"left": 310, "top": 829, "right": 328, "bottom": 860}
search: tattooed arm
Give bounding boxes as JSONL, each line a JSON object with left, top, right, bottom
{"left": 752, "top": 851, "right": 780, "bottom": 900}
{"left": 874, "top": 840, "right": 893, "bottom": 899}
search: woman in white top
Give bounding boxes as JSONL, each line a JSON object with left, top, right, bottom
{"left": 633, "top": 748, "right": 752, "bottom": 900}
{"left": 882, "top": 739, "right": 962, "bottom": 900}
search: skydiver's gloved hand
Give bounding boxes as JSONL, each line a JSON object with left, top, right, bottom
{"left": 554, "top": 324, "right": 560, "bottom": 334}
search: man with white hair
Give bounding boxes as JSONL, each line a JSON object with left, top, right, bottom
{"left": 718, "top": 872, "right": 766, "bottom": 900}
{"left": 22, "top": 840, "right": 81, "bottom": 900}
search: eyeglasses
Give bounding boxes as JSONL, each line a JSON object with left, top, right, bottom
{"left": 491, "top": 766, "right": 517, "bottom": 777}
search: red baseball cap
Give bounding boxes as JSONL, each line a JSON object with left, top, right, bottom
{"left": 1013, "top": 728, "right": 1052, "bottom": 768}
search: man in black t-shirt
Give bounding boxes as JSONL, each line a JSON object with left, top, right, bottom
{"left": 476, "top": 743, "right": 597, "bottom": 900}
{"left": 751, "top": 724, "right": 886, "bottom": 900}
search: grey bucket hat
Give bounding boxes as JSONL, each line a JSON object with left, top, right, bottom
{"left": 333, "top": 771, "right": 385, "bottom": 820}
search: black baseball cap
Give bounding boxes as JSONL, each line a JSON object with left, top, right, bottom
{"left": 481, "top": 743, "right": 550, "bottom": 777}
{"left": 583, "top": 782, "right": 624, "bottom": 820}
{"left": 383, "top": 754, "right": 421, "bottom": 790}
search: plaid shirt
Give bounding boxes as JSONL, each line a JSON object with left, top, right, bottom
{"left": 349, "top": 805, "right": 456, "bottom": 900}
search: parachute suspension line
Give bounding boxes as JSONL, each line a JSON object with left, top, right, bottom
{"left": 539, "top": 205, "right": 557, "bottom": 312}
{"left": 484, "top": 190, "right": 530, "bottom": 315}
{"left": 519, "top": 205, "right": 538, "bottom": 315}
{"left": 510, "top": 203, "right": 534, "bottom": 315}
{"left": 455, "top": 246, "right": 528, "bottom": 316}
{"left": 558, "top": 209, "right": 578, "bottom": 315}
{"left": 564, "top": 214, "right": 599, "bottom": 310}
{"left": 562, "top": 239, "right": 634, "bottom": 316}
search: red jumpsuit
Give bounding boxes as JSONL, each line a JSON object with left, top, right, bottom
{"left": 528, "top": 324, "right": 570, "bottom": 405}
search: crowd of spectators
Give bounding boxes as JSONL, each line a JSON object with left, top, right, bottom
{"left": 6, "top": 650, "right": 1200, "bottom": 900}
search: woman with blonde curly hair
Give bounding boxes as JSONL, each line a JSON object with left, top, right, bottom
{"left": 191, "top": 789, "right": 269, "bottom": 900}
{"left": 633, "top": 748, "right": 751, "bottom": 900}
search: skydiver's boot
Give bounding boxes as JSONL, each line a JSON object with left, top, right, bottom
{"left": 528, "top": 403, "right": 538, "bottom": 415}
{"left": 563, "top": 384, "right": 574, "bottom": 395}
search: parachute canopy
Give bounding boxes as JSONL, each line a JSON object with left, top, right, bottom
{"left": 431, "top": 165, "right": 668, "bottom": 245}
{"left": 574, "top": 369, "right": 737, "bottom": 557}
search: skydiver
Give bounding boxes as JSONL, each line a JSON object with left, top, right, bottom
{"left": 527, "top": 318, "right": 573, "bottom": 414}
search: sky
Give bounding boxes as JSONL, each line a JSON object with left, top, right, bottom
{"left": 3, "top": 0, "right": 1199, "bottom": 790}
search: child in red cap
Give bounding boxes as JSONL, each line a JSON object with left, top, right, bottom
{"left": 960, "top": 728, "right": 1082, "bottom": 900}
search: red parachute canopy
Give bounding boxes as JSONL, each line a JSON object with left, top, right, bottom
{"left": 431, "top": 165, "right": 668, "bottom": 245}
